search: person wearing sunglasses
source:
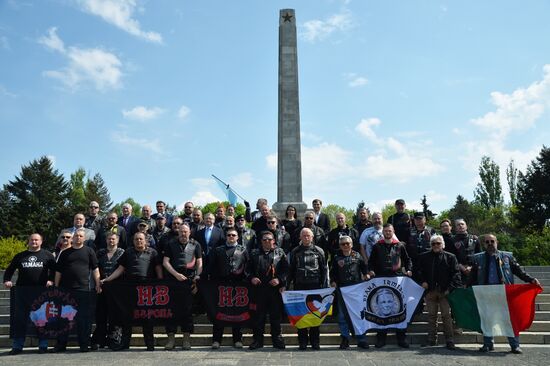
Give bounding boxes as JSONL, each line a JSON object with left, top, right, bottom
{"left": 417, "top": 234, "right": 461, "bottom": 350}
{"left": 470, "top": 234, "right": 541, "bottom": 354}
{"left": 208, "top": 228, "right": 249, "bottom": 349}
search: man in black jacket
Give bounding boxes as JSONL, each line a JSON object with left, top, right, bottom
{"left": 247, "top": 231, "right": 288, "bottom": 350}
{"left": 417, "top": 234, "right": 461, "bottom": 350}
{"left": 285, "top": 228, "right": 327, "bottom": 350}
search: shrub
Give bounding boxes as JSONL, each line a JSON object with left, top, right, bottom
{"left": 0, "top": 236, "right": 27, "bottom": 270}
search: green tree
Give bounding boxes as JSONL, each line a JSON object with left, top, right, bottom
{"left": 68, "top": 167, "right": 87, "bottom": 213}
{"left": 84, "top": 173, "right": 113, "bottom": 213}
{"left": 199, "top": 201, "right": 246, "bottom": 217}
{"left": 474, "top": 156, "right": 504, "bottom": 209}
{"left": 2, "top": 156, "right": 69, "bottom": 248}
{"left": 515, "top": 146, "right": 550, "bottom": 231}
{"left": 420, "top": 194, "right": 436, "bottom": 223}
{"left": 506, "top": 159, "right": 519, "bottom": 205}
{"left": 322, "top": 204, "right": 355, "bottom": 230}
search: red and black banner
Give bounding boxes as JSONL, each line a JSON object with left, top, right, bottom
{"left": 10, "top": 286, "right": 95, "bottom": 339}
{"left": 102, "top": 280, "right": 192, "bottom": 326}
{"left": 198, "top": 280, "right": 257, "bottom": 327}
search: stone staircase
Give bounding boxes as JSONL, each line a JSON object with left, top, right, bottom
{"left": 2, "top": 266, "right": 550, "bottom": 349}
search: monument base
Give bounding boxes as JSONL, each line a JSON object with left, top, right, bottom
{"left": 272, "top": 201, "right": 308, "bottom": 221}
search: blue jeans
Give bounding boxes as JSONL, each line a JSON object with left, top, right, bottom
{"left": 337, "top": 292, "right": 366, "bottom": 342}
{"left": 483, "top": 336, "right": 519, "bottom": 349}
{"left": 12, "top": 337, "right": 48, "bottom": 350}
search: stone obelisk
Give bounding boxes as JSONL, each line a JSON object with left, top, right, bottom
{"left": 272, "top": 9, "right": 307, "bottom": 218}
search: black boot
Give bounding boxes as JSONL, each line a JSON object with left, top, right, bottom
{"left": 339, "top": 336, "right": 350, "bottom": 350}
{"left": 272, "top": 335, "right": 286, "bottom": 350}
{"left": 375, "top": 332, "right": 386, "bottom": 348}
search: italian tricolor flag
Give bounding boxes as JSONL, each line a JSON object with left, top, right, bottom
{"left": 448, "top": 284, "right": 542, "bottom": 337}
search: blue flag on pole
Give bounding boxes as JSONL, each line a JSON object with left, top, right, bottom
{"left": 215, "top": 179, "right": 238, "bottom": 206}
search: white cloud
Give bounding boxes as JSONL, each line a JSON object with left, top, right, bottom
{"left": 301, "top": 10, "right": 353, "bottom": 42}
{"left": 301, "top": 131, "right": 323, "bottom": 142}
{"left": 39, "top": 28, "right": 123, "bottom": 91}
{"left": 78, "top": 0, "right": 162, "bottom": 43}
{"left": 355, "top": 118, "right": 381, "bottom": 141}
{"left": 122, "top": 106, "right": 164, "bottom": 121}
{"left": 354, "top": 118, "right": 444, "bottom": 182}
{"left": 0, "top": 85, "right": 16, "bottom": 98}
{"left": 177, "top": 105, "right": 191, "bottom": 120}
{"left": 189, "top": 191, "right": 221, "bottom": 206}
{"left": 344, "top": 73, "right": 369, "bottom": 87}
{"left": 38, "top": 27, "right": 65, "bottom": 53}
{"left": 470, "top": 64, "right": 550, "bottom": 141}
{"left": 111, "top": 131, "right": 164, "bottom": 155}
{"left": 46, "top": 155, "right": 56, "bottom": 167}
{"left": 301, "top": 143, "right": 355, "bottom": 186}
{"left": 266, "top": 153, "right": 277, "bottom": 170}
{"left": 363, "top": 155, "right": 444, "bottom": 182}
{"left": 229, "top": 172, "right": 253, "bottom": 189}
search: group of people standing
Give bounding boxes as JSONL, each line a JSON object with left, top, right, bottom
{"left": 3, "top": 197, "right": 541, "bottom": 355}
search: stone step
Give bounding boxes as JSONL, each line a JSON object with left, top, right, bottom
{"left": 2, "top": 331, "right": 550, "bottom": 348}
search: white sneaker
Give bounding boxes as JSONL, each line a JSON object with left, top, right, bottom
{"left": 211, "top": 341, "right": 220, "bottom": 349}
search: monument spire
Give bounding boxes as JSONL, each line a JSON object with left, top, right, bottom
{"left": 273, "top": 9, "right": 307, "bottom": 218}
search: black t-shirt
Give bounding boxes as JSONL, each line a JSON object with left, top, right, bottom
{"left": 118, "top": 247, "right": 159, "bottom": 280}
{"left": 3, "top": 249, "right": 56, "bottom": 286}
{"left": 56, "top": 246, "right": 98, "bottom": 290}
{"left": 163, "top": 238, "right": 202, "bottom": 278}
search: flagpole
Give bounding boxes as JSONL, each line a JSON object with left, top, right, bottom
{"left": 211, "top": 174, "right": 247, "bottom": 202}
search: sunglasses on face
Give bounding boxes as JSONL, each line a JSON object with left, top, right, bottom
{"left": 227, "top": 233, "right": 238, "bottom": 237}
{"left": 485, "top": 239, "right": 496, "bottom": 244}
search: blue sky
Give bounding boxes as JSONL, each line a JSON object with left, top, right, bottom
{"left": 1, "top": 0, "right": 550, "bottom": 214}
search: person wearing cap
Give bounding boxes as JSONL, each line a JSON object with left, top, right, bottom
{"left": 138, "top": 205, "right": 156, "bottom": 234}
{"left": 386, "top": 199, "right": 411, "bottom": 243}
{"left": 470, "top": 234, "right": 541, "bottom": 354}
{"left": 417, "top": 234, "right": 461, "bottom": 350}
{"left": 406, "top": 212, "right": 436, "bottom": 281}
{"left": 133, "top": 220, "right": 157, "bottom": 250}
{"left": 235, "top": 214, "right": 257, "bottom": 252}
{"left": 152, "top": 213, "right": 171, "bottom": 252}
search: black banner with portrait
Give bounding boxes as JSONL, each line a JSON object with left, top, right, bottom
{"left": 198, "top": 280, "right": 258, "bottom": 328}
{"left": 102, "top": 280, "right": 192, "bottom": 326}
{"left": 9, "top": 286, "right": 95, "bottom": 339}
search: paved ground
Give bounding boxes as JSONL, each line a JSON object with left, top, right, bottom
{"left": 0, "top": 345, "right": 548, "bottom": 366}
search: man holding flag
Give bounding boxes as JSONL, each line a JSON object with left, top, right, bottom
{"left": 367, "top": 223, "right": 413, "bottom": 348}
{"left": 285, "top": 228, "right": 328, "bottom": 350}
{"left": 469, "top": 234, "right": 541, "bottom": 354}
